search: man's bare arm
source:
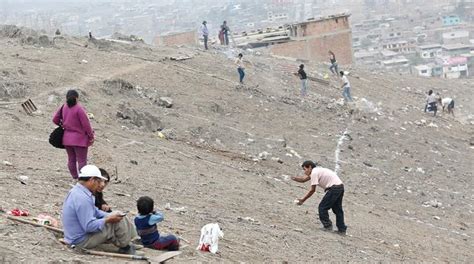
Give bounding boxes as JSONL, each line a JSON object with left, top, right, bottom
{"left": 298, "top": 185, "right": 316, "bottom": 205}
{"left": 291, "top": 175, "right": 310, "bottom": 183}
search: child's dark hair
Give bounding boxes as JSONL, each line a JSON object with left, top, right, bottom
{"left": 137, "top": 196, "right": 154, "bottom": 215}
{"left": 99, "top": 168, "right": 110, "bottom": 182}
{"left": 301, "top": 160, "right": 317, "bottom": 169}
{"left": 66, "top": 89, "right": 79, "bottom": 107}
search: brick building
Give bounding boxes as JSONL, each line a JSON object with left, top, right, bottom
{"left": 269, "top": 14, "right": 353, "bottom": 64}
{"left": 153, "top": 30, "right": 197, "bottom": 46}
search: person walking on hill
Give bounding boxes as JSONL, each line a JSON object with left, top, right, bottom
{"left": 328, "top": 51, "right": 338, "bottom": 75}
{"left": 201, "top": 21, "right": 209, "bottom": 50}
{"left": 53, "top": 89, "right": 94, "bottom": 179}
{"left": 340, "top": 71, "right": 353, "bottom": 102}
{"left": 222, "top": 21, "right": 230, "bottom": 45}
{"left": 297, "top": 64, "right": 308, "bottom": 97}
{"left": 235, "top": 53, "right": 245, "bottom": 84}
{"left": 292, "top": 161, "right": 347, "bottom": 235}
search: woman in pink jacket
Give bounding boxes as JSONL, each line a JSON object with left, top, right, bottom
{"left": 52, "top": 90, "right": 94, "bottom": 179}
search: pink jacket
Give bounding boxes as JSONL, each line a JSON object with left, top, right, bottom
{"left": 52, "top": 103, "right": 94, "bottom": 147}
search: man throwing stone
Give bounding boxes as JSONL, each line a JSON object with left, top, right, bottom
{"left": 62, "top": 165, "right": 137, "bottom": 254}
{"left": 292, "top": 161, "right": 347, "bottom": 235}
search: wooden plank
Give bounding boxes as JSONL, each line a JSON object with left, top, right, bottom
{"left": 153, "top": 251, "right": 182, "bottom": 263}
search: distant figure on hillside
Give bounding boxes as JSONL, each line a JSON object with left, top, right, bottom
{"left": 425, "top": 90, "right": 438, "bottom": 116}
{"left": 340, "top": 71, "right": 353, "bottom": 102}
{"left": 292, "top": 161, "right": 347, "bottom": 235}
{"left": 297, "top": 64, "right": 308, "bottom": 97}
{"left": 201, "top": 21, "right": 209, "bottom": 50}
{"left": 328, "top": 51, "right": 338, "bottom": 75}
{"left": 95, "top": 168, "right": 112, "bottom": 212}
{"left": 52, "top": 89, "right": 94, "bottom": 179}
{"left": 439, "top": 97, "right": 455, "bottom": 116}
{"left": 89, "top": 31, "right": 93, "bottom": 40}
{"left": 55, "top": 29, "right": 61, "bottom": 36}
{"left": 222, "top": 21, "right": 230, "bottom": 45}
{"left": 235, "top": 53, "right": 245, "bottom": 84}
{"left": 218, "top": 26, "right": 225, "bottom": 45}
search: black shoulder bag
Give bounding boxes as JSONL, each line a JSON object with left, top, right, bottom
{"left": 49, "top": 105, "right": 65, "bottom": 149}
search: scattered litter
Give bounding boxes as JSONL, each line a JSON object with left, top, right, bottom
{"left": 416, "top": 168, "right": 425, "bottom": 174}
{"left": 422, "top": 200, "right": 442, "bottom": 208}
{"left": 157, "top": 131, "right": 166, "bottom": 139}
{"left": 363, "top": 161, "right": 373, "bottom": 167}
{"left": 197, "top": 223, "right": 224, "bottom": 254}
{"left": 258, "top": 151, "right": 270, "bottom": 160}
{"left": 114, "top": 192, "right": 131, "bottom": 197}
{"left": 271, "top": 157, "right": 283, "bottom": 164}
{"left": 237, "top": 216, "right": 258, "bottom": 223}
{"left": 165, "top": 203, "right": 187, "bottom": 214}
{"left": 17, "top": 175, "right": 28, "bottom": 184}
{"left": 87, "top": 113, "right": 95, "bottom": 119}
{"left": 170, "top": 56, "right": 192, "bottom": 61}
{"left": 289, "top": 149, "right": 302, "bottom": 159}
{"left": 21, "top": 99, "right": 38, "bottom": 115}
{"left": 157, "top": 97, "right": 173, "bottom": 108}
{"left": 81, "top": 59, "right": 88, "bottom": 64}
{"left": 433, "top": 216, "right": 441, "bottom": 220}
{"left": 427, "top": 122, "right": 438, "bottom": 128}
{"left": 34, "top": 214, "right": 59, "bottom": 227}
{"left": 7, "top": 208, "right": 29, "bottom": 216}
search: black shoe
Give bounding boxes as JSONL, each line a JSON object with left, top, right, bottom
{"left": 118, "top": 244, "right": 136, "bottom": 255}
{"left": 320, "top": 226, "right": 333, "bottom": 232}
{"left": 334, "top": 230, "right": 347, "bottom": 236}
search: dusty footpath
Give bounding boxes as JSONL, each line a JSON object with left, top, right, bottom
{"left": 0, "top": 25, "right": 473, "bottom": 263}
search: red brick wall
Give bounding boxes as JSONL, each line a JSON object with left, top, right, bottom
{"left": 153, "top": 31, "right": 197, "bottom": 46}
{"left": 303, "top": 17, "right": 350, "bottom": 36}
{"left": 271, "top": 17, "right": 353, "bottom": 64}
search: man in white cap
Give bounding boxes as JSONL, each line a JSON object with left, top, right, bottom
{"left": 62, "top": 165, "right": 137, "bottom": 254}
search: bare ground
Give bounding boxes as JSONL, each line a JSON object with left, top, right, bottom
{"left": 0, "top": 30, "right": 473, "bottom": 263}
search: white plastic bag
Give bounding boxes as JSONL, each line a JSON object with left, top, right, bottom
{"left": 196, "top": 223, "right": 224, "bottom": 254}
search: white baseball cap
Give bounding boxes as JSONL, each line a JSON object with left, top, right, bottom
{"left": 79, "top": 165, "right": 107, "bottom": 181}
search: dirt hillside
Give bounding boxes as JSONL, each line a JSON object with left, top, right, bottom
{"left": 0, "top": 25, "right": 473, "bottom": 263}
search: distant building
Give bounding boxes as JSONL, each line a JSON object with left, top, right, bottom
{"left": 417, "top": 44, "right": 442, "bottom": 59}
{"left": 354, "top": 50, "right": 379, "bottom": 65}
{"left": 234, "top": 14, "right": 353, "bottom": 64}
{"left": 268, "top": 14, "right": 353, "bottom": 64}
{"left": 442, "top": 31, "right": 470, "bottom": 45}
{"left": 381, "top": 57, "right": 410, "bottom": 73}
{"left": 382, "top": 40, "right": 416, "bottom": 54}
{"left": 441, "top": 56, "right": 469, "bottom": 79}
{"left": 413, "top": 63, "right": 443, "bottom": 77}
{"left": 442, "top": 15, "right": 461, "bottom": 26}
{"left": 413, "top": 64, "right": 433, "bottom": 77}
{"left": 442, "top": 44, "right": 471, "bottom": 57}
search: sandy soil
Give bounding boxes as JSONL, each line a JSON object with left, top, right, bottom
{"left": 0, "top": 27, "right": 473, "bottom": 263}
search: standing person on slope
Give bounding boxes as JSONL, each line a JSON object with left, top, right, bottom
{"left": 235, "top": 53, "right": 246, "bottom": 84}
{"left": 52, "top": 89, "right": 94, "bottom": 179}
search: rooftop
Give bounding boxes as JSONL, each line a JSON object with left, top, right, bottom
{"left": 442, "top": 43, "right": 471, "bottom": 50}
{"left": 442, "top": 31, "right": 470, "bottom": 39}
{"left": 418, "top": 44, "right": 442, "bottom": 50}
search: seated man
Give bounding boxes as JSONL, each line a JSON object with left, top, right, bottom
{"left": 62, "top": 165, "right": 136, "bottom": 254}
